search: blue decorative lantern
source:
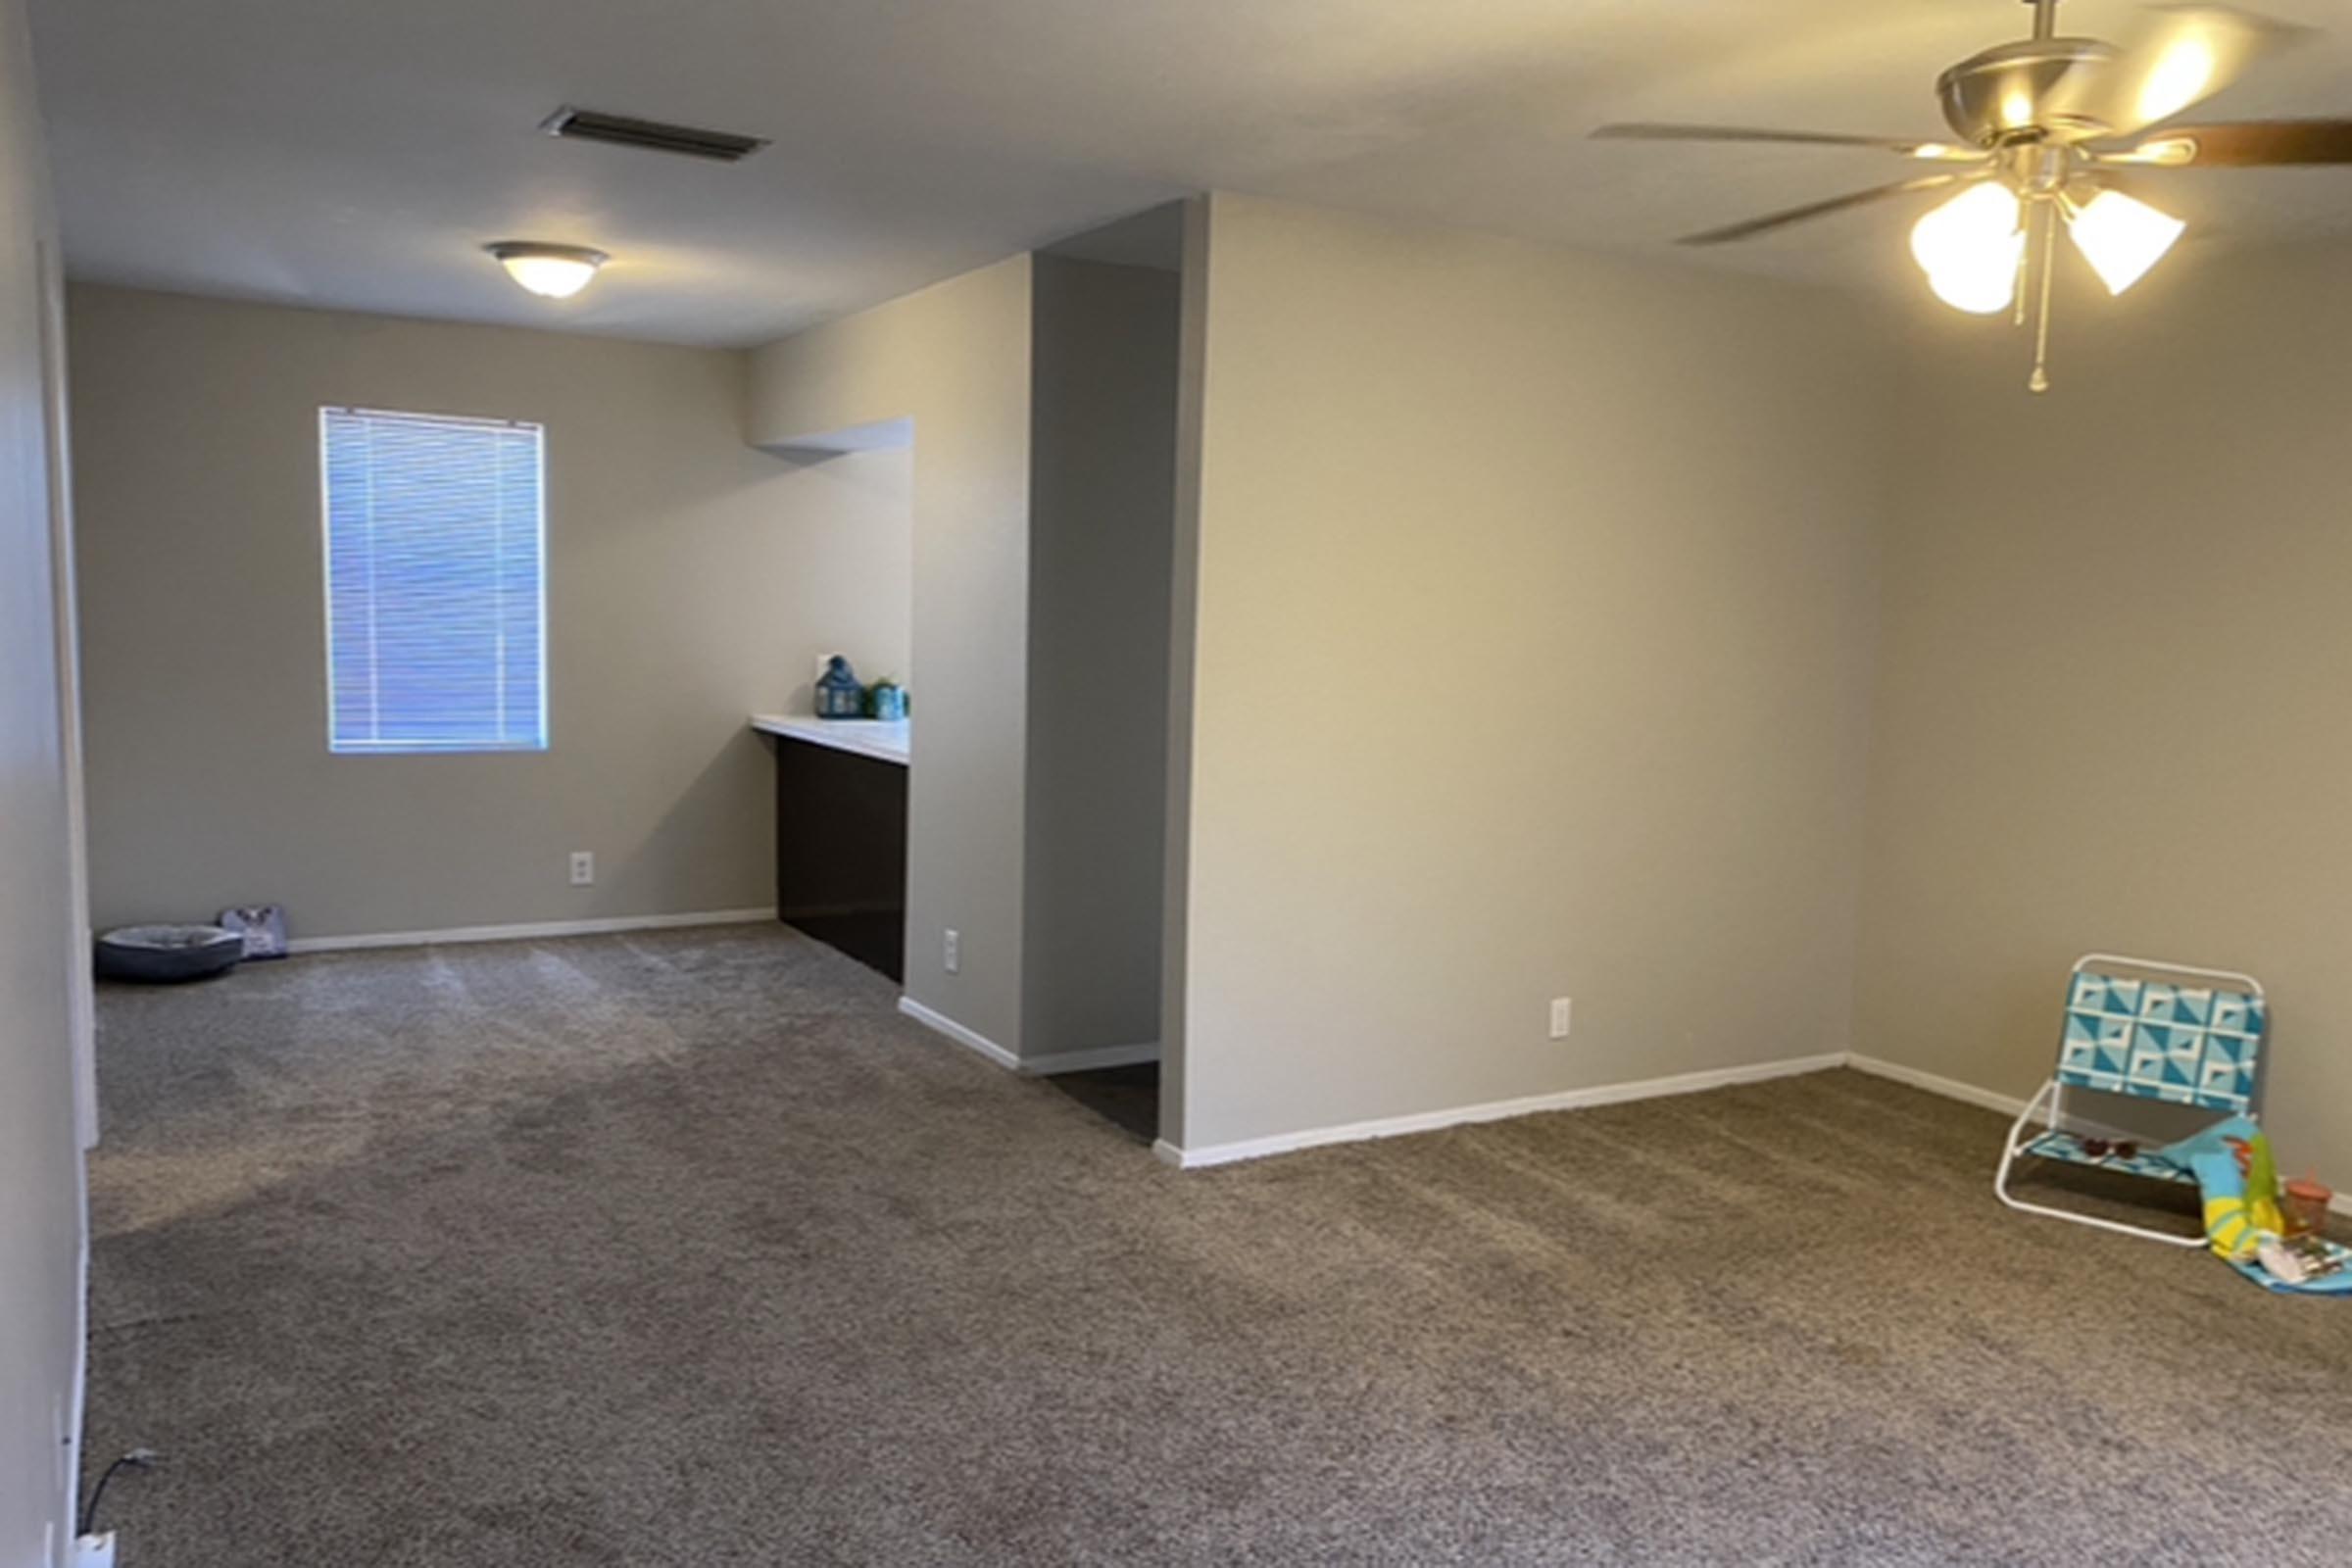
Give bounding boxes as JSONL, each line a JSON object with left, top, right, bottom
{"left": 814, "top": 655, "right": 866, "bottom": 720}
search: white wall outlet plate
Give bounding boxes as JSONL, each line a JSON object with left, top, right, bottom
{"left": 568, "top": 851, "right": 595, "bottom": 887}
{"left": 1548, "top": 997, "right": 1573, "bottom": 1040}
{"left": 944, "top": 928, "right": 960, "bottom": 974}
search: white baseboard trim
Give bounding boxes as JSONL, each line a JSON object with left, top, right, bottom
{"left": 894, "top": 999, "right": 1158, "bottom": 1079}
{"left": 891, "top": 1005, "right": 2352, "bottom": 1214}
{"left": 1020, "top": 1042, "right": 1160, "bottom": 1077}
{"left": 1842, "top": 1054, "right": 2033, "bottom": 1118}
{"left": 287, "top": 907, "right": 774, "bottom": 955}
{"left": 1157, "top": 1052, "right": 1850, "bottom": 1170}
{"left": 897, "top": 997, "right": 1021, "bottom": 1071}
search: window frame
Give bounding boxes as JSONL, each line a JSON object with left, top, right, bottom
{"left": 317, "top": 405, "right": 551, "bottom": 756}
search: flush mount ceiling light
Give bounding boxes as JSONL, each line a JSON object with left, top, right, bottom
{"left": 1592, "top": 0, "right": 2352, "bottom": 391}
{"left": 485, "top": 241, "right": 609, "bottom": 300}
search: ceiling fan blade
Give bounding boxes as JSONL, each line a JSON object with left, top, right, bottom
{"left": 2114, "top": 118, "right": 2352, "bottom": 165}
{"left": 1677, "top": 174, "right": 1969, "bottom": 246}
{"left": 2043, "top": 6, "right": 2304, "bottom": 140}
{"left": 1592, "top": 122, "right": 1976, "bottom": 159}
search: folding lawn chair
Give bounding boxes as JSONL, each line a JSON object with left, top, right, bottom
{"left": 1994, "top": 954, "right": 2267, "bottom": 1246}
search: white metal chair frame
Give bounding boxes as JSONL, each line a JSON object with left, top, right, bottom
{"left": 1993, "top": 952, "right": 2267, "bottom": 1248}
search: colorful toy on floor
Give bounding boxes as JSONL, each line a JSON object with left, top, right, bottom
{"left": 2245, "top": 1131, "right": 2286, "bottom": 1239}
{"left": 2161, "top": 1116, "right": 2352, "bottom": 1295}
{"left": 2162, "top": 1115, "right": 2269, "bottom": 1261}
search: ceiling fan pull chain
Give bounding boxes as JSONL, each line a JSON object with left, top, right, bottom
{"left": 2013, "top": 220, "right": 2031, "bottom": 329}
{"left": 2029, "top": 201, "right": 2058, "bottom": 393}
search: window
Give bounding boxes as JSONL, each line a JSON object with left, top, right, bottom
{"left": 320, "top": 408, "right": 547, "bottom": 753}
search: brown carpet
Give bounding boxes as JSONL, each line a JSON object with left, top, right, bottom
{"left": 84, "top": 924, "right": 2352, "bottom": 1565}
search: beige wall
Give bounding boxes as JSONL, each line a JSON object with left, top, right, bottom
{"left": 1858, "top": 241, "right": 2352, "bottom": 1190}
{"left": 762, "top": 445, "right": 913, "bottom": 713}
{"left": 1172, "top": 194, "right": 1897, "bottom": 1152}
{"left": 1024, "top": 255, "right": 1179, "bottom": 1060}
{"left": 0, "top": 0, "right": 88, "bottom": 1552}
{"left": 748, "top": 258, "right": 1033, "bottom": 1051}
{"left": 72, "top": 286, "right": 823, "bottom": 939}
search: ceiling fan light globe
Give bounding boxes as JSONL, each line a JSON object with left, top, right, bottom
{"left": 1910, "top": 184, "right": 2023, "bottom": 315}
{"left": 1927, "top": 251, "right": 2021, "bottom": 315}
{"left": 2067, "top": 189, "right": 2185, "bottom": 294}
{"left": 1909, "top": 183, "right": 2023, "bottom": 280}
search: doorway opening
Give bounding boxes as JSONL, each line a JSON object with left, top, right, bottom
{"left": 1023, "top": 202, "right": 1185, "bottom": 1146}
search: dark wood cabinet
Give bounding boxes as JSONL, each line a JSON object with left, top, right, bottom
{"left": 772, "top": 736, "right": 907, "bottom": 981}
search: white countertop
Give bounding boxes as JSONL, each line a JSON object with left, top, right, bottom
{"left": 750, "top": 712, "right": 910, "bottom": 765}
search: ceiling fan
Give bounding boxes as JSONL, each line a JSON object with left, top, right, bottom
{"left": 1593, "top": 0, "right": 2352, "bottom": 389}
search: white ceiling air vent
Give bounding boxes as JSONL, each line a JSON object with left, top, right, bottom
{"left": 538, "top": 106, "right": 769, "bottom": 163}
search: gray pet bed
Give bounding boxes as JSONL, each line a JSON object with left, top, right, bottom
{"left": 96, "top": 924, "right": 246, "bottom": 983}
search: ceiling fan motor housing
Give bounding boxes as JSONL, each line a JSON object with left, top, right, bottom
{"left": 1937, "top": 38, "right": 2120, "bottom": 146}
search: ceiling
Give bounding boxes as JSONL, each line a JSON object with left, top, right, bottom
{"left": 29, "top": 0, "right": 2352, "bottom": 347}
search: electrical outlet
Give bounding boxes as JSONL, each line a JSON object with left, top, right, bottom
{"left": 1548, "top": 997, "right": 1573, "bottom": 1040}
{"left": 568, "top": 851, "right": 595, "bottom": 887}
{"left": 944, "top": 928, "right": 960, "bottom": 974}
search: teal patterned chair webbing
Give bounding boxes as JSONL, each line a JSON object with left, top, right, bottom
{"left": 2057, "top": 973, "right": 2264, "bottom": 1112}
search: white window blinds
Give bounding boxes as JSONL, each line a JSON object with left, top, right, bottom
{"left": 320, "top": 408, "right": 547, "bottom": 754}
